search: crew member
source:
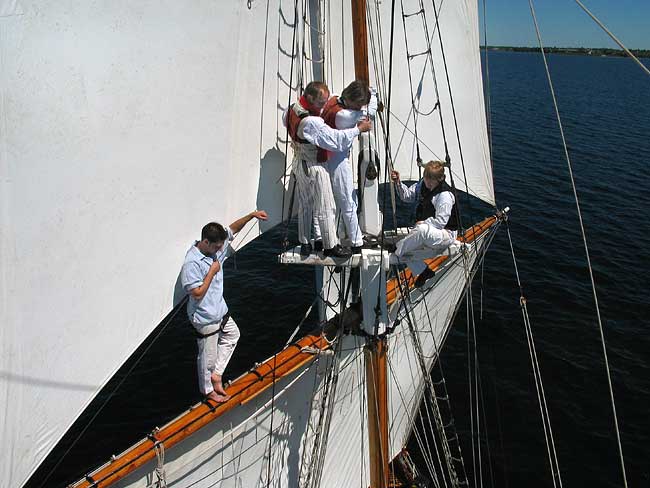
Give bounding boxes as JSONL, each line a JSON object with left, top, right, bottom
{"left": 321, "top": 80, "right": 378, "bottom": 253}
{"left": 391, "top": 161, "right": 460, "bottom": 287}
{"left": 283, "top": 81, "right": 371, "bottom": 258}
{"left": 181, "top": 210, "right": 268, "bottom": 402}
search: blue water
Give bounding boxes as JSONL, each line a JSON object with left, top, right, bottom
{"left": 28, "top": 52, "right": 650, "bottom": 487}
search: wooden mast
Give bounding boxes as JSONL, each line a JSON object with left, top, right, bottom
{"left": 351, "top": 2, "right": 389, "bottom": 487}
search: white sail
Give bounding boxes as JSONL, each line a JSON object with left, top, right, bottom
{"left": 0, "top": 2, "right": 296, "bottom": 486}
{"left": 380, "top": 0, "right": 494, "bottom": 205}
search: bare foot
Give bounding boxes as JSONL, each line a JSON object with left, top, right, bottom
{"left": 211, "top": 374, "right": 228, "bottom": 396}
{"left": 206, "top": 391, "right": 230, "bottom": 403}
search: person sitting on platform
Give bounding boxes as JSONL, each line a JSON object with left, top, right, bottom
{"left": 283, "top": 80, "right": 371, "bottom": 258}
{"left": 390, "top": 161, "right": 460, "bottom": 288}
{"left": 181, "top": 210, "right": 268, "bottom": 403}
{"left": 321, "top": 80, "right": 379, "bottom": 254}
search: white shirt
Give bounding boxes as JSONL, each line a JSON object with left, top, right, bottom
{"left": 397, "top": 181, "right": 455, "bottom": 230}
{"left": 282, "top": 110, "right": 360, "bottom": 152}
{"left": 328, "top": 107, "right": 365, "bottom": 165}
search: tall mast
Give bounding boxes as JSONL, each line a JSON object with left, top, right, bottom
{"left": 351, "top": 2, "right": 389, "bottom": 487}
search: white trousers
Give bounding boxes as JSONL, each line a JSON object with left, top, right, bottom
{"left": 194, "top": 316, "right": 240, "bottom": 395}
{"left": 328, "top": 157, "right": 363, "bottom": 247}
{"left": 395, "top": 223, "right": 457, "bottom": 275}
{"left": 295, "top": 159, "right": 338, "bottom": 249}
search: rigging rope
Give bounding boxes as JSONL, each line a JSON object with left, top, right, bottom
{"left": 573, "top": 0, "right": 650, "bottom": 79}
{"left": 528, "top": 2, "right": 628, "bottom": 486}
{"left": 393, "top": 260, "right": 469, "bottom": 488}
{"left": 481, "top": 0, "right": 495, "bottom": 176}
{"left": 299, "top": 269, "right": 352, "bottom": 488}
{"left": 504, "top": 219, "right": 563, "bottom": 488}
{"left": 153, "top": 442, "right": 168, "bottom": 488}
{"left": 280, "top": 0, "right": 302, "bottom": 251}
{"left": 36, "top": 299, "right": 188, "bottom": 488}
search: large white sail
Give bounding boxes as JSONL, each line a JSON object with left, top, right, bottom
{"left": 0, "top": 2, "right": 295, "bottom": 486}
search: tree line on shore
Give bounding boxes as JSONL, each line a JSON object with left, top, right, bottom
{"left": 483, "top": 45, "right": 650, "bottom": 58}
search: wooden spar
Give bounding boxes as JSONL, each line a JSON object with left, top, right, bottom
{"left": 351, "top": 1, "right": 389, "bottom": 486}
{"left": 69, "top": 216, "right": 498, "bottom": 488}
{"left": 351, "top": 0, "right": 370, "bottom": 84}
{"left": 365, "top": 339, "right": 390, "bottom": 488}
{"left": 70, "top": 333, "right": 331, "bottom": 488}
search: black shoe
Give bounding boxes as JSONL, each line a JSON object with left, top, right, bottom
{"left": 300, "top": 243, "right": 312, "bottom": 257}
{"left": 314, "top": 240, "right": 323, "bottom": 252}
{"left": 414, "top": 268, "right": 435, "bottom": 288}
{"left": 362, "top": 235, "right": 379, "bottom": 248}
{"left": 323, "top": 244, "right": 352, "bottom": 258}
{"left": 351, "top": 245, "right": 363, "bottom": 255}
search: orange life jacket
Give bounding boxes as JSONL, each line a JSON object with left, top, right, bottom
{"left": 319, "top": 96, "right": 346, "bottom": 161}
{"left": 321, "top": 96, "right": 344, "bottom": 129}
{"left": 286, "top": 99, "right": 328, "bottom": 163}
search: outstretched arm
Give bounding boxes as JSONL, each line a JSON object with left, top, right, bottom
{"left": 229, "top": 210, "right": 269, "bottom": 235}
{"left": 301, "top": 117, "right": 371, "bottom": 152}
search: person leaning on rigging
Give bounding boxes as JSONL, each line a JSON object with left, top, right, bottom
{"left": 391, "top": 161, "right": 460, "bottom": 288}
{"left": 181, "top": 210, "right": 268, "bottom": 403}
{"left": 321, "top": 80, "right": 379, "bottom": 254}
{"left": 283, "top": 80, "right": 372, "bottom": 258}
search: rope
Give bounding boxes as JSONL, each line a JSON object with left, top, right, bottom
{"left": 258, "top": 0, "right": 272, "bottom": 163}
{"left": 481, "top": 0, "right": 495, "bottom": 176}
{"left": 36, "top": 299, "right": 188, "bottom": 488}
{"left": 285, "top": 298, "right": 317, "bottom": 346}
{"left": 398, "top": 0, "right": 426, "bottom": 171}
{"left": 263, "top": 350, "right": 278, "bottom": 488}
{"left": 153, "top": 442, "right": 168, "bottom": 488}
{"left": 528, "top": 2, "right": 628, "bottom": 486}
{"left": 280, "top": 0, "right": 301, "bottom": 250}
{"left": 299, "top": 270, "right": 352, "bottom": 488}
{"left": 573, "top": 0, "right": 650, "bottom": 79}
{"left": 505, "top": 220, "right": 563, "bottom": 488}
{"left": 393, "top": 263, "right": 464, "bottom": 487}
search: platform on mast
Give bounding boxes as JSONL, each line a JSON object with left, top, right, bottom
{"left": 277, "top": 237, "right": 469, "bottom": 268}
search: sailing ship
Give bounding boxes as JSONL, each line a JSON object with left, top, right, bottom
{"left": 2, "top": 1, "right": 502, "bottom": 487}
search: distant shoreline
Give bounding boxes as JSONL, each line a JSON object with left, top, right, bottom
{"left": 482, "top": 46, "right": 650, "bottom": 59}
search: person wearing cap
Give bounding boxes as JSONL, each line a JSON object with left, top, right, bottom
{"left": 181, "top": 209, "right": 268, "bottom": 403}
{"left": 283, "top": 81, "right": 372, "bottom": 258}
{"left": 391, "top": 161, "right": 460, "bottom": 287}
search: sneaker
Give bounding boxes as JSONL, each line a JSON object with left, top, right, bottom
{"left": 323, "top": 244, "right": 352, "bottom": 258}
{"left": 314, "top": 240, "right": 323, "bottom": 252}
{"left": 414, "top": 267, "right": 435, "bottom": 288}
{"left": 300, "top": 243, "right": 312, "bottom": 257}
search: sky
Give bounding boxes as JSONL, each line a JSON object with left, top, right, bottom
{"left": 479, "top": 0, "right": 650, "bottom": 49}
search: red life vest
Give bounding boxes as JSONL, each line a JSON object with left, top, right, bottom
{"left": 321, "top": 96, "right": 344, "bottom": 129}
{"left": 319, "top": 96, "right": 346, "bottom": 161}
{"left": 286, "top": 97, "right": 328, "bottom": 163}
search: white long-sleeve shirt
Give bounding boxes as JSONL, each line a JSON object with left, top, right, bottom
{"left": 396, "top": 181, "right": 455, "bottom": 230}
{"left": 282, "top": 110, "right": 360, "bottom": 152}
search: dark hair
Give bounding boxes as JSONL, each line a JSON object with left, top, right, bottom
{"left": 201, "top": 222, "right": 228, "bottom": 243}
{"left": 304, "top": 81, "right": 329, "bottom": 101}
{"left": 340, "top": 80, "right": 371, "bottom": 107}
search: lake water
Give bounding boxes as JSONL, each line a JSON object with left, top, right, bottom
{"left": 28, "top": 51, "right": 650, "bottom": 487}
